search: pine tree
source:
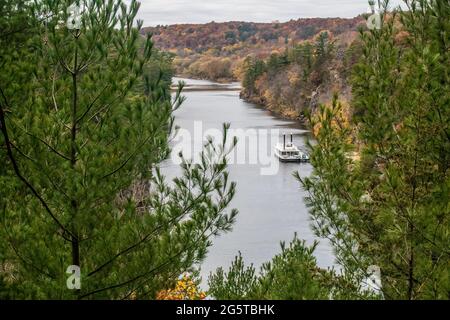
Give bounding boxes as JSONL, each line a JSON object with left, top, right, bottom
{"left": 208, "top": 237, "right": 330, "bottom": 300}
{"left": 0, "top": 0, "right": 237, "bottom": 299}
{"left": 242, "top": 57, "right": 266, "bottom": 96}
{"left": 299, "top": 0, "right": 449, "bottom": 299}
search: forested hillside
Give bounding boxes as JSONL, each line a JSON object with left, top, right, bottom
{"left": 240, "top": 31, "right": 362, "bottom": 119}
{"left": 142, "top": 17, "right": 365, "bottom": 82}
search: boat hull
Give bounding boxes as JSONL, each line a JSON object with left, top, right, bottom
{"left": 275, "top": 151, "right": 309, "bottom": 163}
{"left": 277, "top": 156, "right": 309, "bottom": 163}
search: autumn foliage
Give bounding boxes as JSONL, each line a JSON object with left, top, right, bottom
{"left": 156, "top": 275, "right": 207, "bottom": 300}
{"left": 240, "top": 30, "right": 362, "bottom": 120}
{"left": 142, "top": 18, "right": 365, "bottom": 81}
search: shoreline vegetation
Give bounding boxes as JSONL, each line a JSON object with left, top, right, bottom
{"left": 170, "top": 76, "right": 241, "bottom": 92}
{"left": 171, "top": 75, "right": 307, "bottom": 122}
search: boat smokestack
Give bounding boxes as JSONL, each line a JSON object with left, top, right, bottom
{"left": 283, "top": 134, "right": 286, "bottom": 149}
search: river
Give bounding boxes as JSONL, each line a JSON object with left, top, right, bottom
{"left": 162, "top": 77, "right": 334, "bottom": 285}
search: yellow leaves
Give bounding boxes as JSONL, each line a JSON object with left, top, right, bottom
{"left": 187, "top": 56, "right": 233, "bottom": 80}
{"left": 287, "top": 70, "right": 301, "bottom": 87}
{"left": 311, "top": 98, "right": 353, "bottom": 139}
{"left": 156, "top": 274, "right": 207, "bottom": 300}
{"left": 254, "top": 73, "right": 268, "bottom": 92}
{"left": 183, "top": 48, "right": 194, "bottom": 55}
{"left": 232, "top": 58, "right": 246, "bottom": 80}
{"left": 280, "top": 108, "right": 300, "bottom": 120}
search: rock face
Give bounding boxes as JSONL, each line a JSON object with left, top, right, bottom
{"left": 309, "top": 86, "right": 321, "bottom": 113}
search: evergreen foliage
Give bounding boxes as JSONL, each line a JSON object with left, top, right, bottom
{"left": 208, "top": 237, "right": 331, "bottom": 300}
{"left": 299, "top": 0, "right": 449, "bottom": 299}
{"left": 0, "top": 0, "right": 237, "bottom": 299}
{"left": 210, "top": 0, "right": 449, "bottom": 301}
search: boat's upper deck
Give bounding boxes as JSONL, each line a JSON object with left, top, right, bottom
{"left": 275, "top": 142, "right": 300, "bottom": 152}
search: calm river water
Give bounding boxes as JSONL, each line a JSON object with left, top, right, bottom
{"left": 162, "top": 77, "right": 334, "bottom": 284}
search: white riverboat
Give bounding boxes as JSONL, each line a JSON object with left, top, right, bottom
{"left": 275, "top": 134, "right": 310, "bottom": 162}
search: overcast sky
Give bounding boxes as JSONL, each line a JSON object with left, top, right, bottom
{"left": 126, "top": 0, "right": 405, "bottom": 26}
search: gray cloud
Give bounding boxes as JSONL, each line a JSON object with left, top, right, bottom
{"left": 126, "top": 0, "right": 405, "bottom": 26}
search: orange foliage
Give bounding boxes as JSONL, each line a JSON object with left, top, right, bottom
{"left": 156, "top": 275, "right": 207, "bottom": 301}
{"left": 142, "top": 17, "right": 365, "bottom": 81}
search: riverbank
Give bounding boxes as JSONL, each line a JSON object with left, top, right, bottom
{"left": 240, "top": 91, "right": 309, "bottom": 124}
{"left": 173, "top": 75, "right": 308, "bottom": 122}
{"left": 175, "top": 73, "right": 237, "bottom": 84}
{"left": 171, "top": 76, "right": 241, "bottom": 92}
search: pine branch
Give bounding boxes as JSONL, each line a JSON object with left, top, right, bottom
{"left": 87, "top": 167, "right": 224, "bottom": 277}
{"left": 1, "top": 222, "right": 56, "bottom": 279}
{"left": 76, "top": 85, "right": 110, "bottom": 124}
{"left": 0, "top": 87, "right": 74, "bottom": 241}
{"left": 20, "top": 129, "right": 71, "bottom": 161}
{"left": 80, "top": 219, "right": 221, "bottom": 299}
